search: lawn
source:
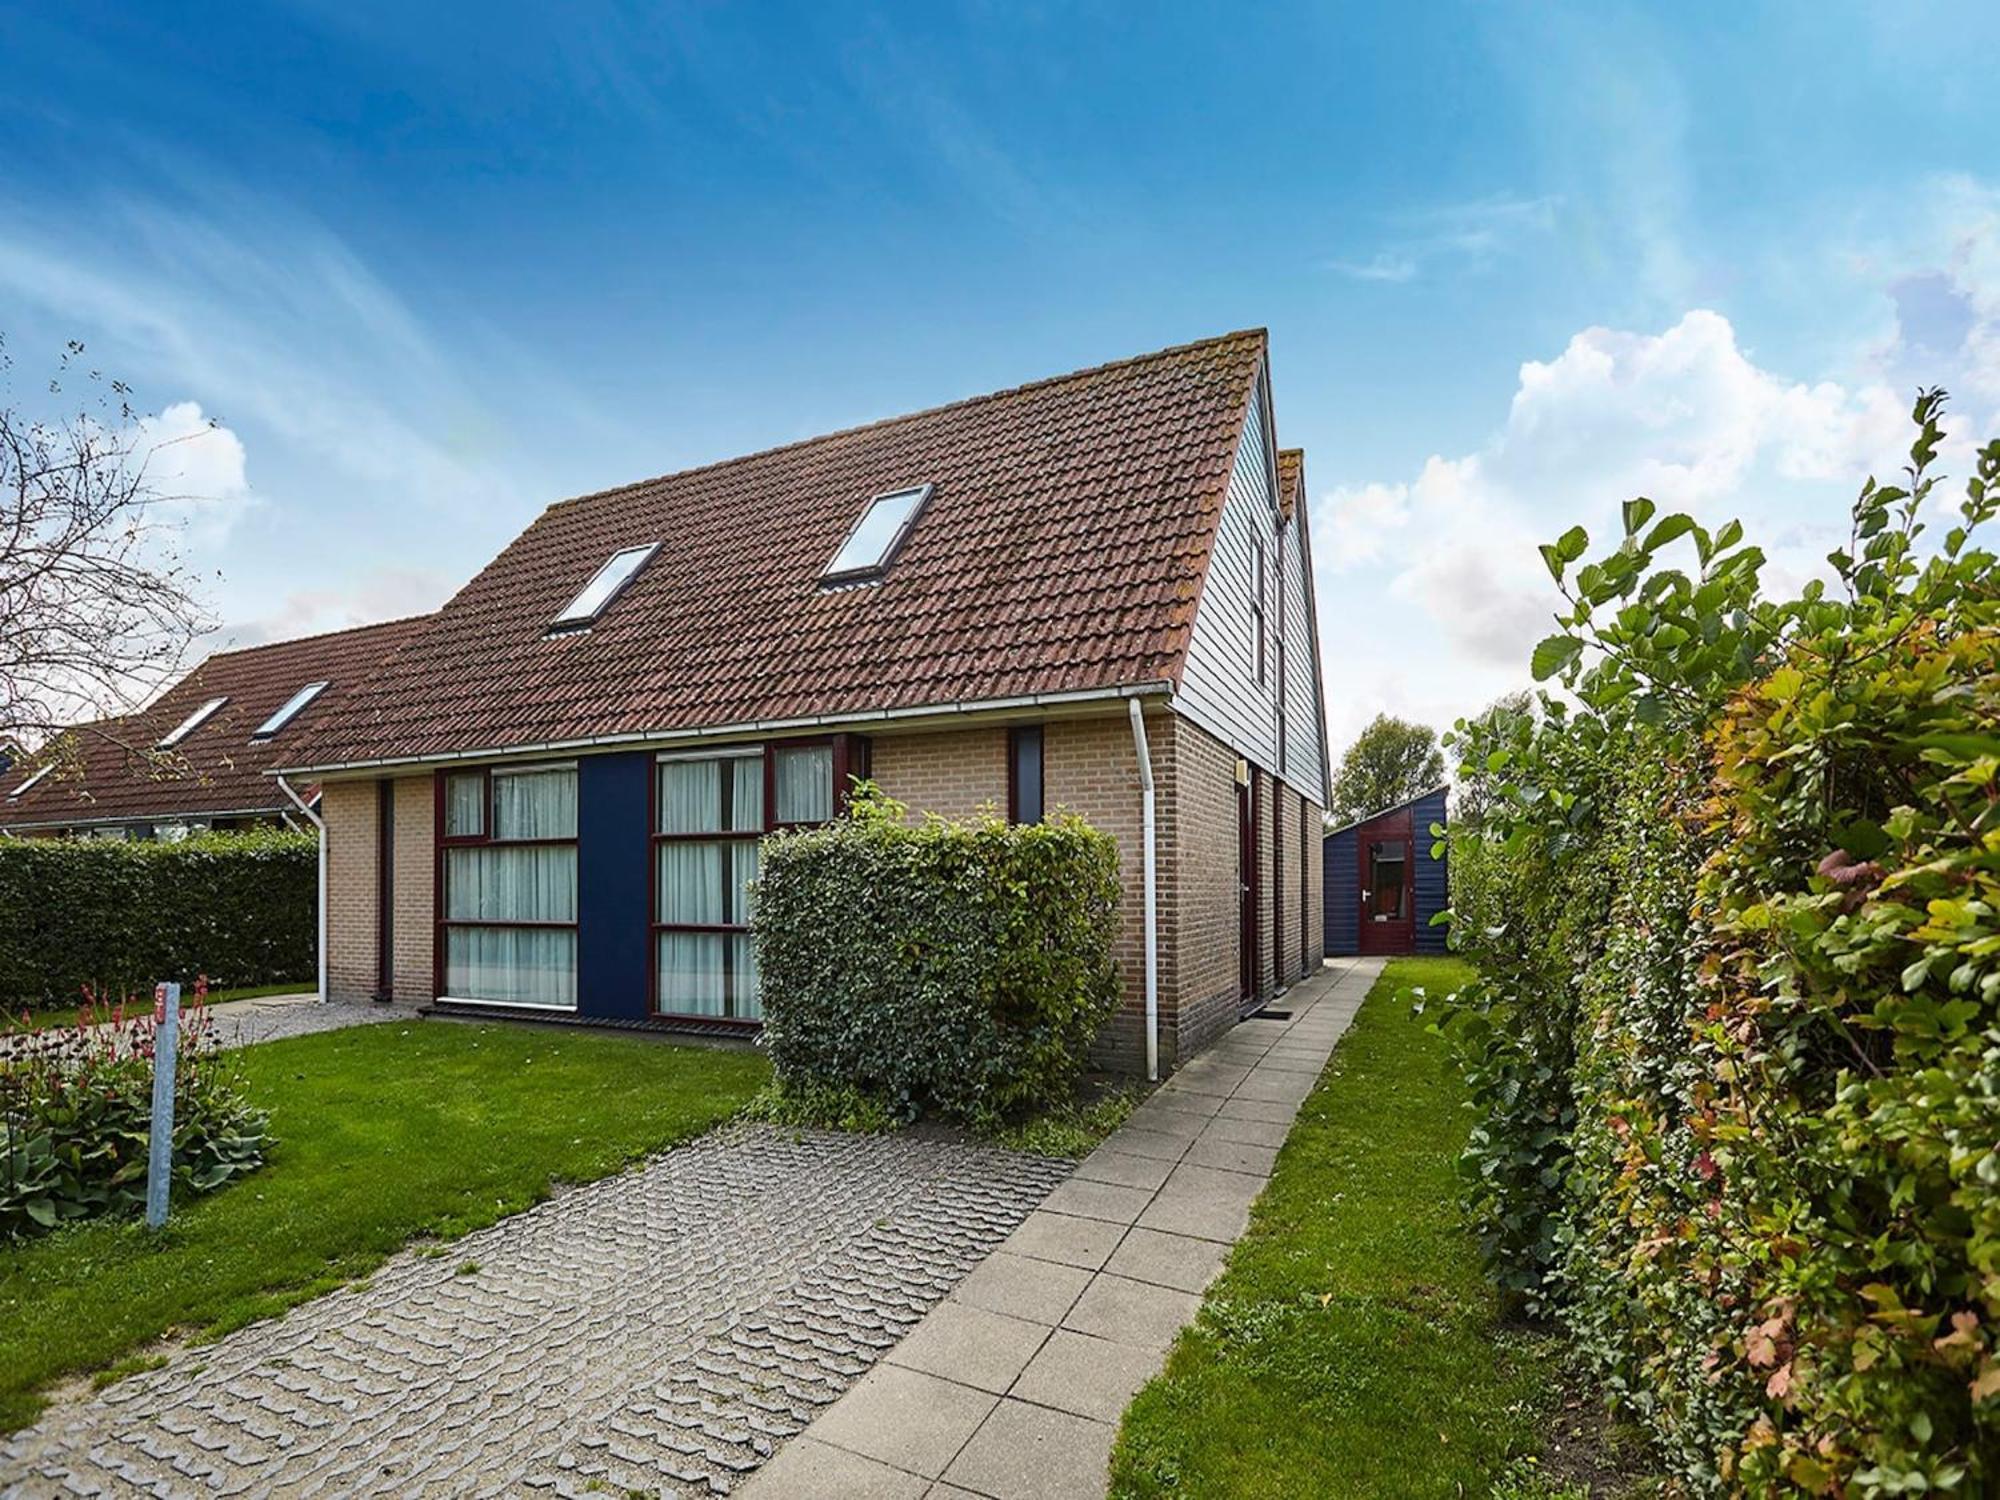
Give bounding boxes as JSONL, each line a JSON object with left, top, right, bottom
{"left": 1110, "top": 957, "right": 1581, "bottom": 1499}
{"left": 0, "top": 1019, "right": 768, "bottom": 1432}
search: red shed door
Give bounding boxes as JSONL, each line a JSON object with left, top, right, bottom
{"left": 1356, "top": 822, "right": 1415, "bottom": 955}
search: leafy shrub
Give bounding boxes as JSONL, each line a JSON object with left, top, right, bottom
{"left": 1, "top": 988, "right": 271, "bottom": 1238}
{"left": 0, "top": 829, "right": 315, "bottom": 1009}
{"left": 1437, "top": 393, "right": 2000, "bottom": 1492}
{"left": 753, "top": 785, "right": 1122, "bottom": 1127}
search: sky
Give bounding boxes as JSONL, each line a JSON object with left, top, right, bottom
{"left": 4, "top": 0, "right": 1999, "bottom": 763}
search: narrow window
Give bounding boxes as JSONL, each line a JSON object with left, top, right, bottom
{"left": 822, "top": 484, "right": 932, "bottom": 584}
{"left": 773, "top": 743, "right": 834, "bottom": 825}
{"left": 437, "top": 763, "right": 578, "bottom": 1009}
{"left": 1009, "top": 725, "right": 1044, "bottom": 824}
{"left": 8, "top": 764, "right": 52, "bottom": 799}
{"left": 158, "top": 697, "right": 228, "bottom": 749}
{"left": 1252, "top": 542, "right": 1267, "bottom": 685}
{"left": 551, "top": 543, "right": 659, "bottom": 630}
{"left": 653, "top": 749, "right": 766, "bottom": 1022}
{"left": 252, "top": 681, "right": 329, "bottom": 739}
{"left": 1369, "top": 841, "right": 1407, "bottom": 920}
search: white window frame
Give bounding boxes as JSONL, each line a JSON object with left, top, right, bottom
{"left": 550, "top": 543, "right": 660, "bottom": 631}
{"left": 158, "top": 697, "right": 229, "bottom": 749}
{"left": 821, "top": 484, "right": 933, "bottom": 585}
{"left": 251, "top": 681, "right": 329, "bottom": 739}
{"left": 8, "top": 764, "right": 52, "bottom": 800}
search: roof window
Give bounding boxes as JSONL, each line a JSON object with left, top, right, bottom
{"left": 822, "top": 484, "right": 932, "bottom": 585}
{"left": 551, "top": 543, "right": 660, "bottom": 630}
{"left": 8, "top": 764, "right": 52, "bottom": 800}
{"left": 158, "top": 696, "right": 228, "bottom": 749}
{"left": 252, "top": 681, "right": 329, "bottom": 739}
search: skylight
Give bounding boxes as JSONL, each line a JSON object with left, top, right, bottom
{"left": 551, "top": 543, "right": 660, "bottom": 630}
{"left": 8, "top": 764, "right": 52, "bottom": 800}
{"left": 252, "top": 681, "right": 329, "bottom": 739}
{"left": 823, "top": 484, "right": 933, "bottom": 584}
{"left": 158, "top": 697, "right": 228, "bottom": 749}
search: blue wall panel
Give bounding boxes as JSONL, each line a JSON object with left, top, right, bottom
{"left": 1412, "top": 788, "right": 1450, "bottom": 955}
{"left": 1323, "top": 826, "right": 1358, "bottom": 955}
{"left": 578, "top": 751, "right": 651, "bottom": 1020}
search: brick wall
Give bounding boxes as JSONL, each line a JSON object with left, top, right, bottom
{"left": 1254, "top": 767, "right": 1277, "bottom": 1001}
{"left": 1164, "top": 713, "right": 1242, "bottom": 1064}
{"left": 868, "top": 728, "right": 1006, "bottom": 820}
{"left": 1304, "top": 787, "right": 1326, "bottom": 966}
{"left": 324, "top": 775, "right": 433, "bottom": 1005}
{"left": 324, "top": 778, "right": 376, "bottom": 1004}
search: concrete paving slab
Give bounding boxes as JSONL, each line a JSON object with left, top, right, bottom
{"left": 1073, "top": 1148, "right": 1176, "bottom": 1193}
{"left": 1061, "top": 1273, "right": 1203, "bottom": 1352}
{"left": 941, "top": 1398, "right": 1113, "bottom": 1500}
{"left": 1183, "top": 1134, "right": 1280, "bottom": 1176}
{"left": 1101, "top": 1226, "right": 1231, "bottom": 1295}
{"left": 1010, "top": 1329, "right": 1165, "bottom": 1422}
{"left": 740, "top": 1436, "right": 929, "bottom": 1499}
{"left": 949, "top": 1250, "right": 1093, "bottom": 1327}
{"left": 808, "top": 1365, "right": 998, "bottom": 1478}
{"left": 888, "top": 1302, "right": 1050, "bottom": 1394}
{"left": 1199, "top": 1114, "right": 1293, "bottom": 1148}
{"left": 1103, "top": 1125, "right": 1197, "bottom": 1161}
{"left": 1040, "top": 1176, "right": 1155, "bottom": 1226}
{"left": 1233, "top": 1068, "right": 1318, "bottom": 1104}
{"left": 1001, "top": 1210, "right": 1125, "bottom": 1270}
{"left": 1214, "top": 1095, "right": 1303, "bottom": 1124}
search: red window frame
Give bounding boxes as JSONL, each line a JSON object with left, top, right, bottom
{"left": 432, "top": 763, "right": 580, "bottom": 1004}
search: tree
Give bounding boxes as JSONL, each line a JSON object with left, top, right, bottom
{"left": 1, "top": 338, "right": 215, "bottom": 748}
{"left": 1327, "top": 712, "right": 1445, "bottom": 825}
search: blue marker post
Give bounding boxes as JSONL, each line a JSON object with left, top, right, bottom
{"left": 145, "top": 981, "right": 181, "bottom": 1231}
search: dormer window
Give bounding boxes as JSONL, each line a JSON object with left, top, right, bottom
{"left": 822, "top": 484, "right": 932, "bottom": 585}
{"left": 253, "top": 681, "right": 329, "bottom": 739}
{"left": 551, "top": 543, "right": 659, "bottom": 631}
{"left": 158, "top": 697, "right": 228, "bottom": 749}
{"left": 8, "top": 764, "right": 51, "bottom": 800}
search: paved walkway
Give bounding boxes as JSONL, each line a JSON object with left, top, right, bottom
{"left": 741, "top": 956, "right": 1385, "bottom": 1500}
{"left": 2, "top": 1127, "right": 1068, "bottom": 1498}
{"left": 2, "top": 994, "right": 391, "bottom": 1061}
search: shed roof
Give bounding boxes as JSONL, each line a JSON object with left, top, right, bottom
{"left": 2, "top": 616, "right": 428, "bottom": 828}
{"left": 1323, "top": 784, "right": 1452, "bottom": 839}
{"left": 281, "top": 330, "right": 1270, "bottom": 772}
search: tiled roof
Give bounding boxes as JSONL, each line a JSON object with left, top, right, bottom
{"left": 284, "top": 330, "right": 1270, "bottom": 770}
{"left": 2, "top": 616, "right": 428, "bottom": 828}
{"left": 1277, "top": 448, "right": 1303, "bottom": 521}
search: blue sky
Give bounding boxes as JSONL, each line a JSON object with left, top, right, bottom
{"left": 5, "top": 1, "right": 1999, "bottom": 755}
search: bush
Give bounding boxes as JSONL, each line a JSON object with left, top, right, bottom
{"left": 1437, "top": 393, "right": 2000, "bottom": 1492}
{"left": 0, "top": 830, "right": 315, "bottom": 1009}
{"left": 752, "top": 785, "right": 1122, "bottom": 1127}
{"left": 1, "top": 993, "right": 270, "bottom": 1238}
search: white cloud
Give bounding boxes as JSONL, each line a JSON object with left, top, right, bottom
{"left": 1326, "top": 193, "right": 1558, "bottom": 284}
{"left": 132, "top": 400, "right": 253, "bottom": 545}
{"left": 222, "top": 565, "right": 456, "bottom": 649}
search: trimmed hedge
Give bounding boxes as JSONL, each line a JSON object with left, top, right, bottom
{"left": 1439, "top": 395, "right": 2000, "bottom": 1491}
{"left": 752, "top": 786, "right": 1122, "bottom": 1126}
{"left": 0, "top": 830, "right": 316, "bottom": 1008}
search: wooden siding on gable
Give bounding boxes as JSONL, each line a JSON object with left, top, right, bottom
{"left": 1279, "top": 510, "right": 1326, "bottom": 803}
{"left": 1175, "top": 374, "right": 1325, "bottom": 805}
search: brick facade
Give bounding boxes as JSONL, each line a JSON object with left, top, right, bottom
{"left": 318, "top": 709, "right": 1326, "bottom": 1071}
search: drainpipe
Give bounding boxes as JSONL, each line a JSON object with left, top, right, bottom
{"left": 1127, "top": 699, "right": 1160, "bottom": 1081}
{"left": 276, "top": 776, "right": 327, "bottom": 1004}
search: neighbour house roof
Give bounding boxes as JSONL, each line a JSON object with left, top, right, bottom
{"left": 1, "top": 616, "right": 428, "bottom": 829}
{"left": 281, "top": 330, "right": 1272, "bottom": 772}
{"left": 1276, "top": 447, "right": 1303, "bottom": 521}
{"left": 1323, "top": 784, "right": 1452, "bottom": 839}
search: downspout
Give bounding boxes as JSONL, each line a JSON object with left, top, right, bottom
{"left": 277, "top": 776, "right": 327, "bottom": 1004}
{"left": 1127, "top": 699, "right": 1160, "bottom": 1082}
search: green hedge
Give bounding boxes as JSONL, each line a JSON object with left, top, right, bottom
{"left": 752, "top": 787, "right": 1122, "bottom": 1126}
{"left": 0, "top": 830, "right": 316, "bottom": 1008}
{"left": 1437, "top": 395, "right": 2000, "bottom": 1492}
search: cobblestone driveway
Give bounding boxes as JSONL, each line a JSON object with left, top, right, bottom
{"left": 2, "top": 1126, "right": 1069, "bottom": 1498}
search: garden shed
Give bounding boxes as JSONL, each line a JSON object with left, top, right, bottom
{"left": 1323, "top": 786, "right": 1447, "bottom": 956}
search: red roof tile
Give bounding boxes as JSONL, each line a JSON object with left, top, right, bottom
{"left": 284, "top": 330, "right": 1269, "bottom": 770}
{"left": 1277, "top": 448, "right": 1304, "bottom": 521}
{"left": 3, "top": 616, "right": 427, "bottom": 828}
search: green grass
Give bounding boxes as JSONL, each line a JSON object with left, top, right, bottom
{"left": 1109, "top": 958, "right": 1575, "bottom": 1499}
{"left": 0, "top": 1019, "right": 767, "bottom": 1431}
{"left": 4, "top": 982, "right": 313, "bottom": 1031}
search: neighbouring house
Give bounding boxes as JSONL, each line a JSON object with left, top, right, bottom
{"left": 276, "top": 330, "right": 1332, "bottom": 1074}
{"left": 1323, "top": 786, "right": 1448, "bottom": 957}
{"left": 0, "top": 617, "right": 428, "bottom": 840}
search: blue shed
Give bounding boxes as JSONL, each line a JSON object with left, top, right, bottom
{"left": 1323, "top": 786, "right": 1448, "bottom": 957}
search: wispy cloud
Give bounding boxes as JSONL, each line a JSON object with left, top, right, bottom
{"left": 1326, "top": 192, "right": 1559, "bottom": 283}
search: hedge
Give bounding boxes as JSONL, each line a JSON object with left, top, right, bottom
{"left": 1438, "top": 394, "right": 2000, "bottom": 1492}
{"left": 0, "top": 830, "right": 316, "bottom": 1008}
{"left": 752, "top": 786, "right": 1122, "bottom": 1126}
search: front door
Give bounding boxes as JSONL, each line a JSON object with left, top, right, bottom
{"left": 1238, "top": 778, "right": 1257, "bottom": 1007}
{"left": 1356, "top": 828, "right": 1414, "bottom": 955}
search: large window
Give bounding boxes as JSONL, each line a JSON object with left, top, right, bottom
{"left": 438, "top": 763, "right": 578, "bottom": 1008}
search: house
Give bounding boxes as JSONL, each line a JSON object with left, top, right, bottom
{"left": 1323, "top": 786, "right": 1449, "bottom": 957}
{"left": 0, "top": 617, "right": 428, "bottom": 840}
{"left": 277, "top": 331, "right": 1332, "bottom": 1075}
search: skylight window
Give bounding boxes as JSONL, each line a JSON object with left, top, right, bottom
{"left": 8, "top": 764, "right": 52, "bottom": 800}
{"left": 822, "top": 484, "right": 933, "bottom": 584}
{"left": 158, "top": 697, "right": 228, "bottom": 749}
{"left": 551, "top": 543, "right": 660, "bottom": 630}
{"left": 252, "top": 681, "right": 329, "bottom": 739}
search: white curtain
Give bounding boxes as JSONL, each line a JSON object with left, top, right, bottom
{"left": 774, "top": 745, "right": 832, "bottom": 824}
{"left": 493, "top": 766, "right": 577, "bottom": 840}
{"left": 447, "top": 846, "right": 577, "bottom": 922}
{"left": 445, "top": 773, "right": 486, "bottom": 837}
{"left": 656, "top": 840, "right": 756, "bottom": 925}
{"left": 658, "top": 753, "right": 763, "bottom": 833}
{"left": 447, "top": 927, "right": 576, "bottom": 1008}
{"left": 656, "top": 931, "right": 760, "bottom": 1020}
